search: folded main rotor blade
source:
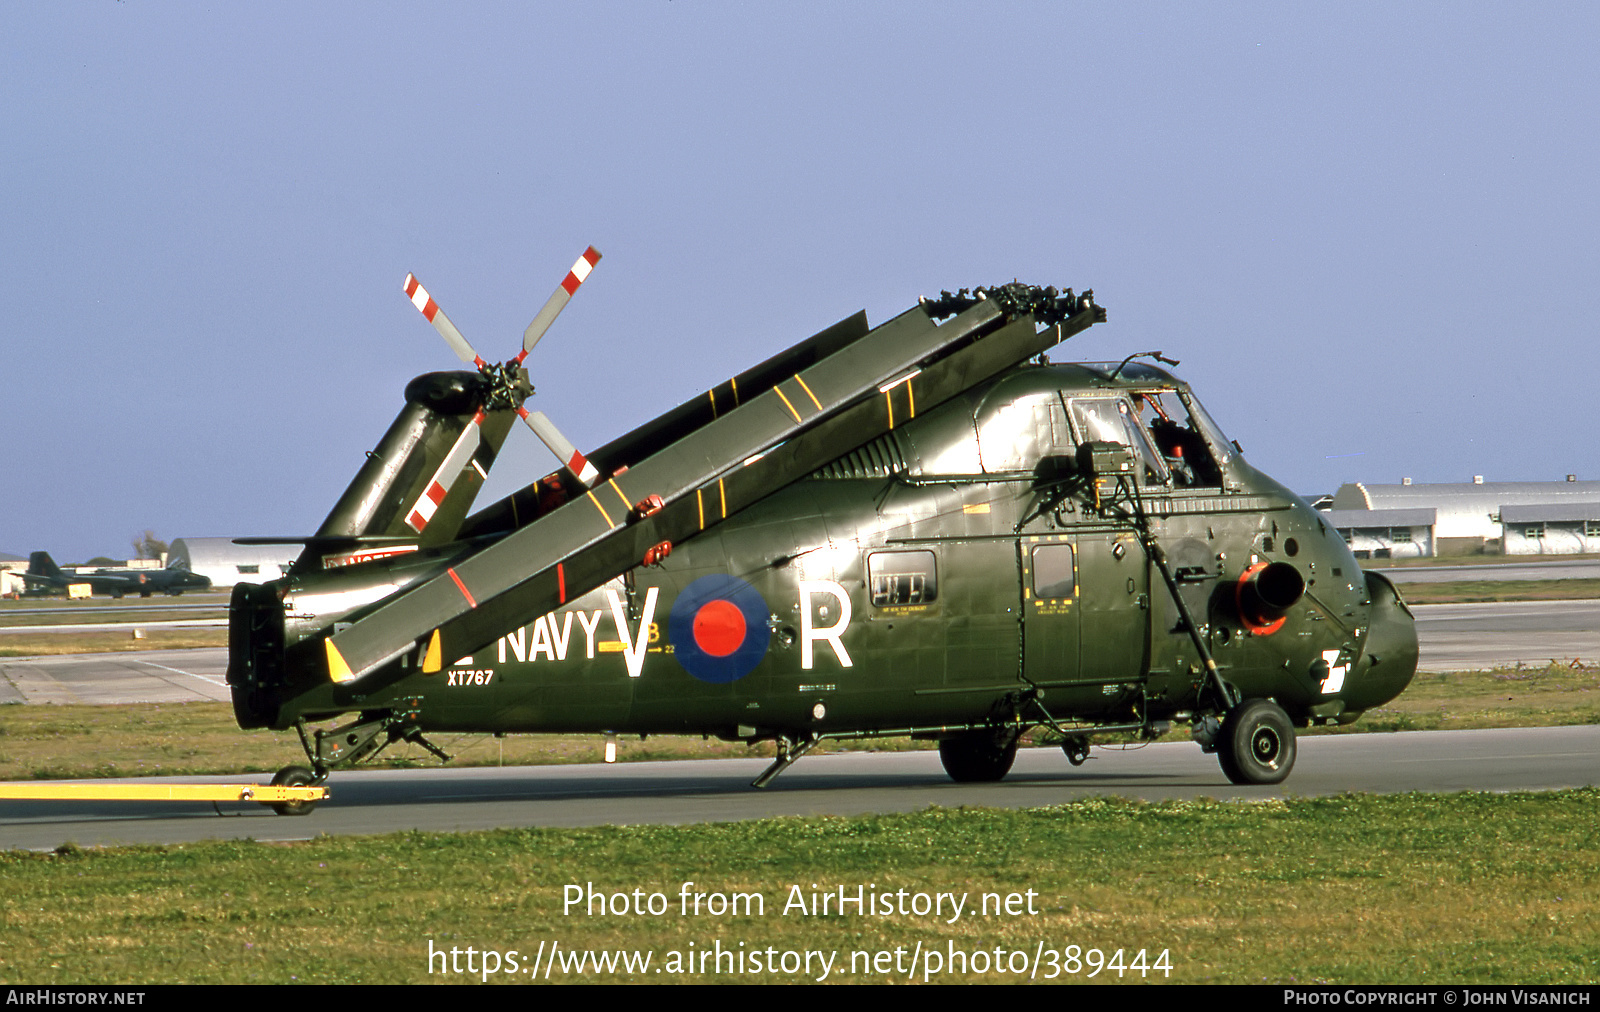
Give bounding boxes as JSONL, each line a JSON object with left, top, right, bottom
{"left": 518, "top": 407, "right": 600, "bottom": 487}
{"left": 521, "top": 246, "right": 601, "bottom": 358}
{"left": 327, "top": 295, "right": 1054, "bottom": 683}
{"left": 404, "top": 273, "right": 486, "bottom": 368}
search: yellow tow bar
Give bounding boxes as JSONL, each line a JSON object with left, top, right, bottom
{"left": 0, "top": 783, "right": 327, "bottom": 807}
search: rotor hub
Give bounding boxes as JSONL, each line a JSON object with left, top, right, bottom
{"left": 479, "top": 361, "right": 533, "bottom": 412}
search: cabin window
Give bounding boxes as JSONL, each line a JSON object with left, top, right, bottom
{"left": 236, "top": 564, "right": 259, "bottom": 574}
{"left": 868, "top": 551, "right": 938, "bottom": 607}
{"left": 1586, "top": 521, "right": 1600, "bottom": 538}
{"left": 1031, "top": 544, "right": 1075, "bottom": 599}
{"left": 1524, "top": 525, "right": 1545, "bottom": 540}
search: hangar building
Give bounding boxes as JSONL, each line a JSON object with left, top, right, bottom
{"left": 1322, "top": 507, "right": 1436, "bottom": 559}
{"left": 1326, "top": 477, "right": 1600, "bottom": 557}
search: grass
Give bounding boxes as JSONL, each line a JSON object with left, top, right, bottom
{"left": 1349, "top": 662, "right": 1600, "bottom": 733}
{"left": 0, "top": 629, "right": 226, "bottom": 656}
{"left": 0, "top": 791, "right": 1593, "bottom": 984}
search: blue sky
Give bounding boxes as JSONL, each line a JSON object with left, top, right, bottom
{"left": 3, "top": 3, "right": 1596, "bottom": 562}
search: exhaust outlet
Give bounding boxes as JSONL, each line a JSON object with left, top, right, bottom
{"left": 1235, "top": 561, "right": 1305, "bottom": 634}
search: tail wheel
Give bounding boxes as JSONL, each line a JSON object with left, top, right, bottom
{"left": 938, "top": 733, "right": 1019, "bottom": 783}
{"left": 1061, "top": 735, "right": 1091, "bottom": 766}
{"left": 270, "top": 765, "right": 320, "bottom": 816}
{"left": 1217, "top": 699, "right": 1296, "bottom": 785}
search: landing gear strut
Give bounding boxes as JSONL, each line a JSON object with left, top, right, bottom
{"left": 269, "top": 704, "right": 454, "bottom": 815}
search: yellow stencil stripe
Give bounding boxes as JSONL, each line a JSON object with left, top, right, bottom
{"left": 885, "top": 390, "right": 895, "bottom": 428}
{"left": 907, "top": 379, "right": 916, "bottom": 418}
{"left": 730, "top": 376, "right": 740, "bottom": 406}
{"left": 794, "top": 374, "right": 823, "bottom": 410}
{"left": 774, "top": 385, "right": 802, "bottom": 423}
{"left": 708, "top": 387, "right": 718, "bottom": 418}
{"left": 586, "top": 489, "right": 615, "bottom": 527}
{"left": 719, "top": 478, "right": 727, "bottom": 518}
{"left": 696, "top": 488, "right": 705, "bottom": 530}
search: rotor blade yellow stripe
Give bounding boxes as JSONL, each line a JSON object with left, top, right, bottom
{"left": 608, "top": 478, "right": 632, "bottom": 510}
{"left": 885, "top": 390, "right": 894, "bottom": 429}
{"left": 730, "top": 376, "right": 739, "bottom": 406}
{"left": 795, "top": 374, "right": 823, "bottom": 411}
{"left": 719, "top": 478, "right": 727, "bottom": 518}
{"left": 696, "top": 488, "right": 705, "bottom": 530}
{"left": 907, "top": 379, "right": 915, "bottom": 418}
{"left": 774, "top": 385, "right": 802, "bottom": 423}
{"left": 586, "top": 490, "right": 615, "bottom": 527}
{"left": 708, "top": 387, "right": 718, "bottom": 419}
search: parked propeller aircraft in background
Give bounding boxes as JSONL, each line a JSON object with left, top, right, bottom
{"left": 226, "top": 249, "right": 1419, "bottom": 815}
{"left": 22, "top": 551, "right": 211, "bottom": 598}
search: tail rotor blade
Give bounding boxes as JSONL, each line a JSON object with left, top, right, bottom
{"left": 521, "top": 246, "right": 601, "bottom": 358}
{"left": 404, "top": 413, "right": 485, "bottom": 534}
{"left": 519, "top": 407, "right": 600, "bottom": 487}
{"left": 404, "top": 273, "right": 486, "bottom": 369}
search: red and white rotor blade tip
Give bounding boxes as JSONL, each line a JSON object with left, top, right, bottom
{"left": 404, "top": 273, "right": 486, "bottom": 368}
{"left": 519, "top": 408, "right": 600, "bottom": 487}
{"left": 522, "top": 246, "right": 601, "bottom": 358}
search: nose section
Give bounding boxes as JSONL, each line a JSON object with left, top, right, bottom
{"left": 1345, "top": 571, "right": 1419, "bottom": 711}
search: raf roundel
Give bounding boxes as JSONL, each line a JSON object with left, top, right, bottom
{"left": 669, "top": 574, "right": 771, "bottom": 684}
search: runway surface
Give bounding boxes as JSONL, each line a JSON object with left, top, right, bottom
{"left": 1410, "top": 599, "right": 1599, "bottom": 670}
{"left": 0, "top": 618, "right": 226, "bottom": 635}
{"left": 0, "top": 648, "right": 229, "bottom": 704}
{"left": 0, "top": 724, "right": 1594, "bottom": 850}
{"left": 1379, "top": 558, "right": 1600, "bottom": 583}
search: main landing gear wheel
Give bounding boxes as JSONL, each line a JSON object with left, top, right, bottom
{"left": 938, "top": 733, "right": 1019, "bottom": 783}
{"left": 270, "top": 765, "right": 320, "bottom": 816}
{"left": 1216, "top": 699, "right": 1296, "bottom": 785}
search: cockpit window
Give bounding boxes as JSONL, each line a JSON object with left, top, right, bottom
{"left": 1132, "top": 389, "right": 1225, "bottom": 487}
{"left": 1068, "top": 397, "right": 1168, "bottom": 485}
{"left": 1179, "top": 391, "right": 1235, "bottom": 467}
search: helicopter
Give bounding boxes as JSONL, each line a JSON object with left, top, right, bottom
{"left": 226, "top": 250, "right": 1419, "bottom": 815}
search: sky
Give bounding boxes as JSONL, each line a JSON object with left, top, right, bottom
{"left": 3, "top": 2, "right": 1596, "bottom": 562}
